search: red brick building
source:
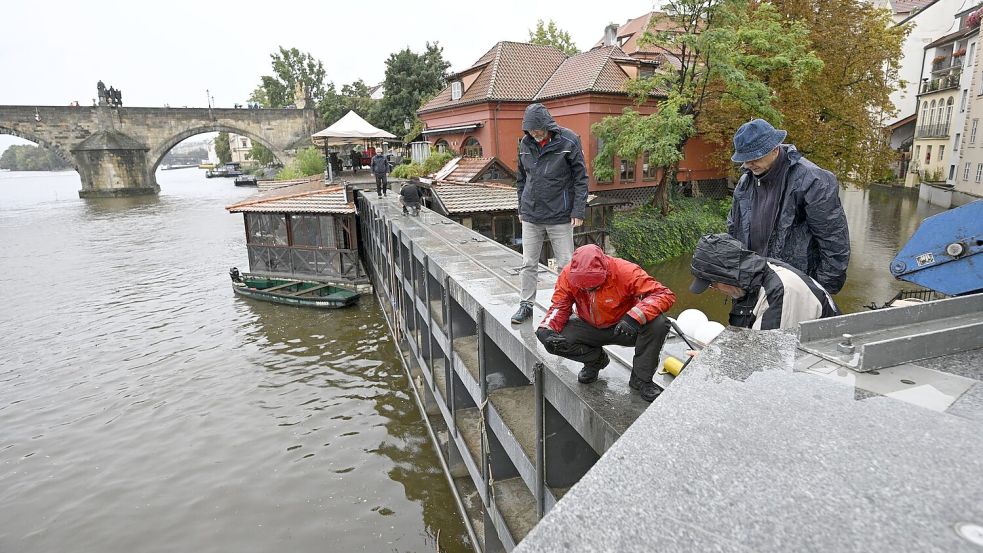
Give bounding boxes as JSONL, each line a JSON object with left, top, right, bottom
{"left": 417, "top": 32, "right": 725, "bottom": 198}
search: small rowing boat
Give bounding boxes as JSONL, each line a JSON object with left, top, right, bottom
{"left": 229, "top": 268, "right": 359, "bottom": 309}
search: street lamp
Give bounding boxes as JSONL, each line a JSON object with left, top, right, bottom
{"left": 404, "top": 118, "right": 411, "bottom": 131}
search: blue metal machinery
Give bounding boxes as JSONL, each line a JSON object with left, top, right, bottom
{"left": 890, "top": 200, "right": 983, "bottom": 296}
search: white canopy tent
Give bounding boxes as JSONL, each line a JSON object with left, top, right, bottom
{"left": 311, "top": 111, "right": 396, "bottom": 146}
{"left": 311, "top": 111, "right": 397, "bottom": 182}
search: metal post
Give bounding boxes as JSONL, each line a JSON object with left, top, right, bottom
{"left": 534, "top": 361, "right": 546, "bottom": 518}
{"left": 444, "top": 276, "right": 457, "bottom": 438}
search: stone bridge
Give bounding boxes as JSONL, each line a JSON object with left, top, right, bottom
{"left": 0, "top": 105, "right": 320, "bottom": 197}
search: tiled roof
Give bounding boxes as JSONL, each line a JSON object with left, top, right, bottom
{"left": 226, "top": 180, "right": 354, "bottom": 214}
{"left": 535, "top": 46, "right": 633, "bottom": 100}
{"left": 438, "top": 157, "right": 517, "bottom": 183}
{"left": 419, "top": 42, "right": 567, "bottom": 113}
{"left": 891, "top": 0, "right": 936, "bottom": 14}
{"left": 592, "top": 12, "right": 682, "bottom": 58}
{"left": 430, "top": 181, "right": 518, "bottom": 214}
{"left": 924, "top": 26, "right": 978, "bottom": 49}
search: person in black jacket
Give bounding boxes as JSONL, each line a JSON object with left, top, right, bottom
{"left": 370, "top": 150, "right": 389, "bottom": 197}
{"left": 689, "top": 234, "right": 840, "bottom": 330}
{"left": 510, "top": 103, "right": 589, "bottom": 325}
{"left": 728, "top": 119, "right": 850, "bottom": 295}
{"left": 399, "top": 181, "right": 422, "bottom": 216}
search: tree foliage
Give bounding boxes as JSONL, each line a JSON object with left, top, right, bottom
{"left": 276, "top": 146, "right": 325, "bottom": 180}
{"left": 214, "top": 132, "right": 232, "bottom": 164}
{"left": 593, "top": 0, "right": 823, "bottom": 212}
{"left": 247, "top": 142, "right": 274, "bottom": 165}
{"left": 610, "top": 196, "right": 731, "bottom": 265}
{"left": 319, "top": 79, "right": 379, "bottom": 127}
{"left": 766, "top": 0, "right": 909, "bottom": 184}
{"left": 375, "top": 43, "right": 451, "bottom": 135}
{"left": 0, "top": 144, "right": 72, "bottom": 171}
{"left": 528, "top": 19, "right": 580, "bottom": 56}
{"left": 252, "top": 47, "right": 330, "bottom": 109}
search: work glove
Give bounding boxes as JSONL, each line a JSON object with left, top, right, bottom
{"left": 613, "top": 316, "right": 641, "bottom": 338}
{"left": 536, "top": 327, "right": 569, "bottom": 353}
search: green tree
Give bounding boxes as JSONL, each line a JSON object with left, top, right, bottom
{"left": 592, "top": 0, "right": 822, "bottom": 213}
{"left": 319, "top": 79, "right": 378, "bottom": 126}
{"left": 528, "top": 19, "right": 580, "bottom": 56}
{"left": 215, "top": 132, "right": 232, "bottom": 164}
{"left": 375, "top": 43, "right": 451, "bottom": 134}
{"left": 247, "top": 142, "right": 274, "bottom": 165}
{"left": 0, "top": 144, "right": 72, "bottom": 171}
{"left": 770, "top": 0, "right": 909, "bottom": 184}
{"left": 253, "top": 47, "right": 331, "bottom": 109}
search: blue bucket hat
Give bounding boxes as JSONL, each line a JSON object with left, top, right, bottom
{"left": 731, "top": 119, "right": 787, "bottom": 163}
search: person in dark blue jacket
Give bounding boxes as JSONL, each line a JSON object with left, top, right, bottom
{"left": 510, "top": 103, "right": 589, "bottom": 325}
{"left": 370, "top": 150, "right": 389, "bottom": 198}
{"left": 727, "top": 119, "right": 850, "bottom": 326}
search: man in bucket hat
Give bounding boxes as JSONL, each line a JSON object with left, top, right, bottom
{"left": 689, "top": 233, "right": 840, "bottom": 330}
{"left": 536, "top": 244, "right": 675, "bottom": 402}
{"left": 727, "top": 119, "right": 849, "bottom": 327}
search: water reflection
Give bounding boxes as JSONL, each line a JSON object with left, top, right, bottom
{"left": 648, "top": 186, "right": 944, "bottom": 323}
{"left": 239, "top": 298, "right": 471, "bottom": 552}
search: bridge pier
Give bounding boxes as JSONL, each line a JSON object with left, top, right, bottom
{"left": 72, "top": 130, "right": 159, "bottom": 198}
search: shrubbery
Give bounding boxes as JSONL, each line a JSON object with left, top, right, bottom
{"left": 610, "top": 195, "right": 732, "bottom": 266}
{"left": 390, "top": 150, "right": 454, "bottom": 180}
{"left": 275, "top": 147, "right": 325, "bottom": 181}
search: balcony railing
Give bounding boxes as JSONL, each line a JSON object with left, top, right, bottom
{"left": 920, "top": 71, "right": 962, "bottom": 94}
{"left": 932, "top": 57, "right": 964, "bottom": 73}
{"left": 916, "top": 123, "right": 952, "bottom": 138}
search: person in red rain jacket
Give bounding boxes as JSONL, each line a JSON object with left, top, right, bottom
{"left": 535, "top": 244, "right": 676, "bottom": 402}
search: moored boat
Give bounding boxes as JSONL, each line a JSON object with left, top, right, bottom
{"left": 234, "top": 175, "right": 258, "bottom": 187}
{"left": 229, "top": 268, "right": 359, "bottom": 308}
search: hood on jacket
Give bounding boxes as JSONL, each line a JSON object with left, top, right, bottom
{"left": 522, "top": 103, "right": 562, "bottom": 134}
{"left": 567, "top": 244, "right": 609, "bottom": 290}
{"left": 689, "top": 233, "right": 766, "bottom": 294}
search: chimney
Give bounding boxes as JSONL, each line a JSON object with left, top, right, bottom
{"left": 604, "top": 23, "right": 619, "bottom": 47}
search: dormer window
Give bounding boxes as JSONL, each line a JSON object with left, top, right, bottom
{"left": 451, "top": 81, "right": 463, "bottom": 101}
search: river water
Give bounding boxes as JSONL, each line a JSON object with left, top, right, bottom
{"left": 0, "top": 169, "right": 471, "bottom": 553}
{"left": 0, "top": 169, "right": 945, "bottom": 553}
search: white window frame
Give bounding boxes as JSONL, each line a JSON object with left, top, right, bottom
{"left": 451, "top": 81, "right": 463, "bottom": 101}
{"left": 955, "top": 133, "right": 961, "bottom": 151}
{"left": 972, "top": 120, "right": 979, "bottom": 143}
{"left": 964, "top": 162, "right": 972, "bottom": 180}
{"left": 976, "top": 163, "right": 982, "bottom": 183}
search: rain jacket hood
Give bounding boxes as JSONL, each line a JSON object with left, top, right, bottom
{"left": 522, "top": 103, "right": 562, "bottom": 134}
{"left": 567, "top": 244, "right": 609, "bottom": 290}
{"left": 515, "top": 104, "right": 589, "bottom": 224}
{"left": 690, "top": 233, "right": 766, "bottom": 293}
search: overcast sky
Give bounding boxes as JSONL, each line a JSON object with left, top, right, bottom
{"left": 1, "top": 0, "right": 657, "bottom": 152}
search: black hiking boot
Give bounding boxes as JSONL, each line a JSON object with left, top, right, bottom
{"left": 510, "top": 303, "right": 533, "bottom": 325}
{"left": 578, "top": 351, "right": 610, "bottom": 384}
{"left": 629, "top": 374, "right": 663, "bottom": 402}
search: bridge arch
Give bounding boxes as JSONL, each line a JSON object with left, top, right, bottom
{"left": 149, "top": 125, "right": 292, "bottom": 173}
{"left": 0, "top": 126, "right": 79, "bottom": 171}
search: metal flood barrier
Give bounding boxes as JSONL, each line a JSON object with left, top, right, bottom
{"left": 355, "top": 193, "right": 647, "bottom": 553}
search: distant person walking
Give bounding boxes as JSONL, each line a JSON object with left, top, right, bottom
{"left": 371, "top": 150, "right": 389, "bottom": 198}
{"left": 727, "top": 118, "right": 850, "bottom": 327}
{"left": 350, "top": 148, "right": 361, "bottom": 175}
{"left": 511, "top": 103, "right": 589, "bottom": 325}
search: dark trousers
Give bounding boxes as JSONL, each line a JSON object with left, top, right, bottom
{"left": 375, "top": 173, "right": 389, "bottom": 195}
{"left": 550, "top": 315, "right": 670, "bottom": 381}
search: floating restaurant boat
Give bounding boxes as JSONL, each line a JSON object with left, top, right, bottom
{"left": 229, "top": 268, "right": 359, "bottom": 308}
{"left": 225, "top": 177, "right": 370, "bottom": 308}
